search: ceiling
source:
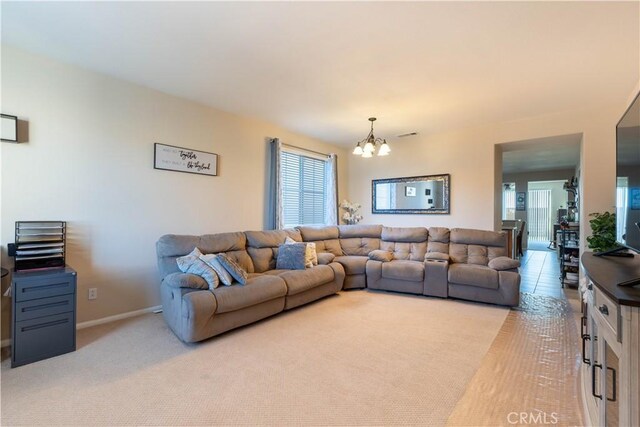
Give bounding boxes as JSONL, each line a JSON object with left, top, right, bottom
{"left": 2, "top": 2, "right": 639, "bottom": 146}
{"left": 501, "top": 134, "right": 582, "bottom": 174}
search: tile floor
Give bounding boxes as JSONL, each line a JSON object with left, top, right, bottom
{"left": 519, "top": 248, "right": 579, "bottom": 300}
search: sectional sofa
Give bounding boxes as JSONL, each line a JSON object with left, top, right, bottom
{"left": 156, "top": 225, "right": 520, "bottom": 343}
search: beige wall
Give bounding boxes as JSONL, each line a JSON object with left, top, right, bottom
{"left": 0, "top": 47, "right": 349, "bottom": 340}
{"left": 347, "top": 89, "right": 639, "bottom": 253}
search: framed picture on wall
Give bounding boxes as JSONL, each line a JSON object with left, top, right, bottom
{"left": 516, "top": 192, "right": 526, "bottom": 211}
{"left": 405, "top": 186, "right": 416, "bottom": 197}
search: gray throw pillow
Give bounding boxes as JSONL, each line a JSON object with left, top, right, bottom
{"left": 368, "top": 250, "right": 394, "bottom": 262}
{"left": 276, "top": 243, "right": 307, "bottom": 270}
{"left": 176, "top": 247, "right": 220, "bottom": 290}
{"left": 200, "top": 254, "right": 234, "bottom": 286}
{"left": 488, "top": 256, "right": 521, "bottom": 271}
{"left": 217, "top": 253, "right": 248, "bottom": 285}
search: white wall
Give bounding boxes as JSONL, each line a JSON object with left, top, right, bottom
{"left": 347, "top": 90, "right": 639, "bottom": 251}
{"left": 0, "top": 47, "right": 349, "bottom": 340}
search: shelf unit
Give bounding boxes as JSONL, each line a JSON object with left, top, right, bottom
{"left": 558, "top": 227, "right": 580, "bottom": 287}
{"left": 12, "top": 221, "right": 66, "bottom": 271}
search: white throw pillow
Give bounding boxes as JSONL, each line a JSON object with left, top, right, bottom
{"left": 200, "top": 254, "right": 234, "bottom": 286}
{"left": 285, "top": 236, "right": 317, "bottom": 268}
{"left": 176, "top": 247, "right": 220, "bottom": 290}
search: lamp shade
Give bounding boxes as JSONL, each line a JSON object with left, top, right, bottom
{"left": 362, "top": 150, "right": 373, "bottom": 158}
{"left": 353, "top": 144, "right": 364, "bottom": 155}
{"left": 378, "top": 140, "right": 390, "bottom": 156}
{"left": 363, "top": 141, "right": 375, "bottom": 153}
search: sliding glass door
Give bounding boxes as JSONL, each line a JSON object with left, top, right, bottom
{"left": 528, "top": 189, "right": 552, "bottom": 242}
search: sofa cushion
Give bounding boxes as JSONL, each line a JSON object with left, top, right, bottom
{"left": 381, "top": 260, "right": 424, "bottom": 282}
{"left": 381, "top": 226, "right": 428, "bottom": 243}
{"left": 448, "top": 263, "right": 499, "bottom": 290}
{"left": 317, "top": 252, "right": 336, "bottom": 265}
{"left": 338, "top": 224, "right": 383, "bottom": 238}
{"left": 333, "top": 255, "right": 368, "bottom": 275}
{"left": 285, "top": 236, "right": 317, "bottom": 267}
{"left": 211, "top": 275, "right": 287, "bottom": 314}
{"left": 313, "top": 239, "right": 343, "bottom": 256}
{"left": 276, "top": 243, "right": 307, "bottom": 270}
{"left": 380, "top": 241, "right": 427, "bottom": 261}
{"left": 278, "top": 265, "right": 335, "bottom": 295}
{"left": 245, "top": 229, "right": 302, "bottom": 248}
{"left": 368, "top": 250, "right": 393, "bottom": 262}
{"left": 339, "top": 237, "right": 381, "bottom": 256}
{"left": 217, "top": 253, "right": 249, "bottom": 285}
{"left": 427, "top": 227, "right": 450, "bottom": 254}
{"left": 297, "top": 226, "right": 339, "bottom": 241}
{"left": 488, "top": 257, "right": 521, "bottom": 271}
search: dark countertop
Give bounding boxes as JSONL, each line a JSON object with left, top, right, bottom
{"left": 581, "top": 252, "right": 640, "bottom": 307}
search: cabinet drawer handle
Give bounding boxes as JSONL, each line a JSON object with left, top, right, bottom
{"left": 581, "top": 334, "right": 591, "bottom": 365}
{"left": 22, "top": 300, "right": 69, "bottom": 312}
{"left": 592, "top": 364, "right": 602, "bottom": 400}
{"left": 22, "top": 282, "right": 68, "bottom": 293}
{"left": 607, "top": 366, "right": 617, "bottom": 402}
{"left": 581, "top": 316, "right": 587, "bottom": 337}
{"left": 598, "top": 304, "right": 609, "bottom": 316}
{"left": 21, "top": 318, "right": 69, "bottom": 332}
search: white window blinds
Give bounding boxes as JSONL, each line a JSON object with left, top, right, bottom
{"left": 281, "top": 150, "right": 327, "bottom": 228}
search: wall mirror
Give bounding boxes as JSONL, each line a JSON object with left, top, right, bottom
{"left": 372, "top": 174, "right": 450, "bottom": 214}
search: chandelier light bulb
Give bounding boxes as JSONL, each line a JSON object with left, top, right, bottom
{"left": 378, "top": 140, "right": 390, "bottom": 156}
{"left": 362, "top": 150, "right": 373, "bottom": 158}
{"left": 353, "top": 144, "right": 363, "bottom": 155}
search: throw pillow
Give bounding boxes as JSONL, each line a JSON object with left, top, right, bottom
{"left": 176, "top": 247, "right": 220, "bottom": 290}
{"left": 200, "top": 254, "right": 234, "bottom": 286}
{"left": 276, "top": 243, "right": 307, "bottom": 270}
{"left": 368, "top": 250, "right": 394, "bottom": 262}
{"left": 285, "top": 236, "right": 317, "bottom": 268}
{"left": 488, "top": 257, "right": 521, "bottom": 271}
{"left": 216, "top": 253, "right": 248, "bottom": 285}
{"left": 316, "top": 252, "right": 336, "bottom": 265}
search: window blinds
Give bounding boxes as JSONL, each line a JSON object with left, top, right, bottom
{"left": 281, "top": 151, "right": 327, "bottom": 228}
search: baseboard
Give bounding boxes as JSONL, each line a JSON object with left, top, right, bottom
{"left": 77, "top": 305, "right": 163, "bottom": 330}
{"left": 1, "top": 305, "right": 163, "bottom": 348}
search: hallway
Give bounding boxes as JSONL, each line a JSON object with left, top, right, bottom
{"left": 519, "top": 249, "right": 578, "bottom": 299}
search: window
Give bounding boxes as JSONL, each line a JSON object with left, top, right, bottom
{"left": 502, "top": 183, "right": 516, "bottom": 220}
{"left": 281, "top": 150, "right": 327, "bottom": 228}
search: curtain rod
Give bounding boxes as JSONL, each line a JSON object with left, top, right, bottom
{"left": 281, "top": 142, "right": 330, "bottom": 158}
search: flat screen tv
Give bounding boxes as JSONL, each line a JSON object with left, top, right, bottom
{"left": 616, "top": 91, "right": 640, "bottom": 253}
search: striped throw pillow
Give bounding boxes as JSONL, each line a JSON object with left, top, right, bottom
{"left": 176, "top": 247, "right": 220, "bottom": 290}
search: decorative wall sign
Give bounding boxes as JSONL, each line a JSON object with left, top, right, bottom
{"left": 516, "top": 192, "right": 526, "bottom": 211}
{"left": 154, "top": 143, "right": 218, "bottom": 176}
{"left": 1, "top": 114, "right": 18, "bottom": 142}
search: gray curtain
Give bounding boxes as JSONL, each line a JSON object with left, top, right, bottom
{"left": 267, "top": 138, "right": 284, "bottom": 230}
{"left": 324, "top": 153, "right": 338, "bottom": 226}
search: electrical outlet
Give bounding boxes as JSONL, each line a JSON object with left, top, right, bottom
{"left": 88, "top": 288, "right": 98, "bottom": 300}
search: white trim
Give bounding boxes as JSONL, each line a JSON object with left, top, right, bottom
{"left": 77, "top": 305, "right": 162, "bottom": 330}
{"left": 0, "top": 305, "right": 163, "bottom": 348}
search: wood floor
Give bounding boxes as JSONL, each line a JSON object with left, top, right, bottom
{"left": 447, "top": 249, "right": 583, "bottom": 426}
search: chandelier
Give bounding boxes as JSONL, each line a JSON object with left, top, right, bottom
{"left": 352, "top": 117, "right": 390, "bottom": 157}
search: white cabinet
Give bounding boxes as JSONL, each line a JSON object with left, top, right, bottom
{"left": 581, "top": 282, "right": 639, "bottom": 426}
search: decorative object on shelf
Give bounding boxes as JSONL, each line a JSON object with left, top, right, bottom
{"left": 1, "top": 114, "right": 18, "bottom": 142}
{"left": 340, "top": 200, "right": 363, "bottom": 225}
{"left": 586, "top": 212, "right": 617, "bottom": 253}
{"left": 352, "top": 117, "right": 390, "bottom": 158}
{"left": 516, "top": 192, "right": 526, "bottom": 211}
{"left": 8, "top": 221, "right": 66, "bottom": 271}
{"left": 154, "top": 143, "right": 218, "bottom": 176}
{"left": 372, "top": 174, "right": 450, "bottom": 214}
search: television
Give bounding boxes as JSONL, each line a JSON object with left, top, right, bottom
{"left": 616, "top": 91, "right": 640, "bottom": 253}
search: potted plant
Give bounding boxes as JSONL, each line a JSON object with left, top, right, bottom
{"left": 586, "top": 211, "right": 617, "bottom": 253}
{"left": 340, "top": 200, "right": 363, "bottom": 225}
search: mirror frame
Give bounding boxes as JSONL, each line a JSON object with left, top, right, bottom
{"left": 371, "top": 173, "right": 450, "bottom": 214}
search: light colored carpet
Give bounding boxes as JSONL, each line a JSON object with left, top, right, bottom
{"left": 1, "top": 291, "right": 509, "bottom": 426}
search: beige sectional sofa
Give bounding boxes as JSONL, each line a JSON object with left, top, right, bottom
{"left": 156, "top": 225, "right": 520, "bottom": 343}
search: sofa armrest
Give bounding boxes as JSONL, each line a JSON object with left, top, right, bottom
{"left": 368, "top": 250, "right": 393, "bottom": 262}
{"left": 425, "top": 252, "right": 450, "bottom": 262}
{"left": 317, "top": 252, "right": 336, "bottom": 265}
{"left": 424, "top": 259, "right": 448, "bottom": 298}
{"left": 488, "top": 257, "right": 521, "bottom": 271}
{"left": 163, "top": 272, "right": 209, "bottom": 290}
